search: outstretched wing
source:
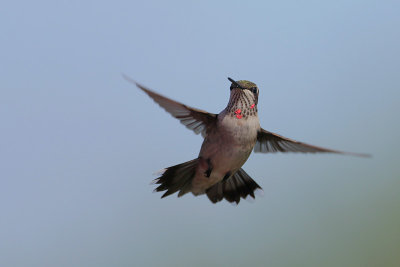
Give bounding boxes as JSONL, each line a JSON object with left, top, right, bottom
{"left": 254, "top": 128, "right": 370, "bottom": 157}
{"left": 123, "top": 74, "right": 217, "bottom": 137}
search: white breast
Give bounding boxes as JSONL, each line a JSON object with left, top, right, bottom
{"left": 190, "top": 110, "right": 260, "bottom": 194}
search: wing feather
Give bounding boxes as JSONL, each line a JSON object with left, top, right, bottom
{"left": 123, "top": 75, "right": 217, "bottom": 137}
{"left": 255, "top": 128, "right": 370, "bottom": 157}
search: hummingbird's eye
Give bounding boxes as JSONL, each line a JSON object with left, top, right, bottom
{"left": 251, "top": 87, "right": 257, "bottom": 94}
{"left": 230, "top": 84, "right": 239, "bottom": 90}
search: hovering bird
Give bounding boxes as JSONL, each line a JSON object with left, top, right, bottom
{"left": 124, "top": 75, "right": 369, "bottom": 204}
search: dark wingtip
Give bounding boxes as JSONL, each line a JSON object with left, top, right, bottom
{"left": 345, "top": 152, "right": 372, "bottom": 158}
{"left": 122, "top": 73, "right": 153, "bottom": 95}
{"left": 121, "top": 73, "right": 139, "bottom": 87}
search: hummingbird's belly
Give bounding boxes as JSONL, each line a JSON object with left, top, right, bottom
{"left": 191, "top": 115, "right": 259, "bottom": 194}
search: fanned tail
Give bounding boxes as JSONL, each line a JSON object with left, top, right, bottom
{"left": 206, "top": 168, "right": 263, "bottom": 204}
{"left": 153, "top": 159, "right": 198, "bottom": 198}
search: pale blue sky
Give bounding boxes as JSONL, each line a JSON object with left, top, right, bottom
{"left": 1, "top": 1, "right": 399, "bottom": 266}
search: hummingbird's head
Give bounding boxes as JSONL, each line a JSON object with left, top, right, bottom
{"left": 226, "top": 77, "right": 259, "bottom": 117}
{"left": 228, "top": 77, "right": 259, "bottom": 102}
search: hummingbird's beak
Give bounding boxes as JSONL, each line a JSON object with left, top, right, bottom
{"left": 228, "top": 77, "right": 245, "bottom": 89}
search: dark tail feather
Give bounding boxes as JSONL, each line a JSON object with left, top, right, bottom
{"left": 206, "top": 168, "right": 263, "bottom": 204}
{"left": 153, "top": 159, "right": 198, "bottom": 198}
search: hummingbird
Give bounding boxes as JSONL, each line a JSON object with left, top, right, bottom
{"left": 124, "top": 75, "right": 369, "bottom": 204}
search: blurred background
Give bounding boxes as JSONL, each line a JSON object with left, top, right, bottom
{"left": 1, "top": 0, "right": 399, "bottom": 266}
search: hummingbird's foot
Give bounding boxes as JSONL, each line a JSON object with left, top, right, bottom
{"left": 222, "top": 171, "right": 231, "bottom": 182}
{"left": 201, "top": 157, "right": 213, "bottom": 178}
